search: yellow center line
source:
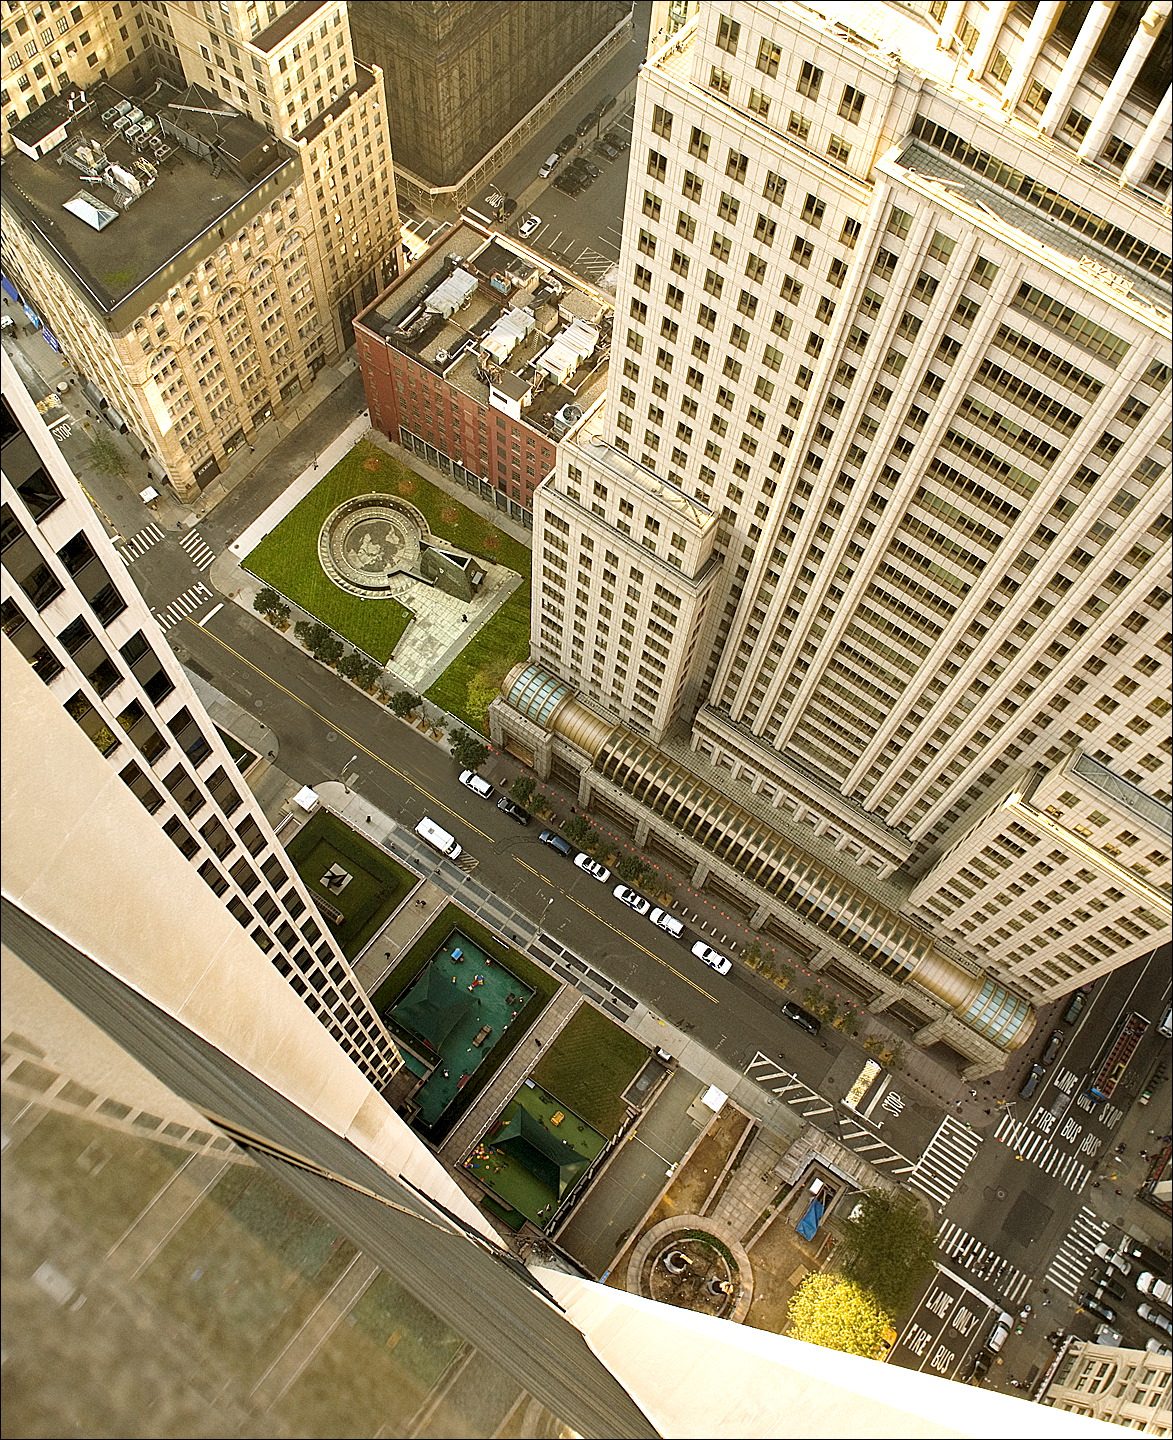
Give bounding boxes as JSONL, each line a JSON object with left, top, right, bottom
{"left": 186, "top": 620, "right": 495, "bottom": 841}
{"left": 513, "top": 858, "right": 719, "bottom": 1003}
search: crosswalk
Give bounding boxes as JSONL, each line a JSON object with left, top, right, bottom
{"left": 745, "top": 1053, "right": 915, "bottom": 1174}
{"left": 179, "top": 528, "right": 215, "bottom": 571}
{"left": 1045, "top": 1206, "right": 1108, "bottom": 1297}
{"left": 909, "top": 1115, "right": 982, "bottom": 1210}
{"left": 936, "top": 1219, "right": 1033, "bottom": 1306}
{"left": 118, "top": 522, "right": 165, "bottom": 561}
{"left": 153, "top": 581, "right": 213, "bottom": 630}
{"left": 993, "top": 1113, "right": 1093, "bottom": 1192}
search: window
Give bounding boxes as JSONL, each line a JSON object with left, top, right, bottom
{"left": 688, "top": 126, "right": 710, "bottom": 161}
{"left": 709, "top": 66, "right": 731, "bottom": 96}
{"left": 746, "top": 254, "right": 768, "bottom": 282}
{"left": 716, "top": 13, "right": 740, "bottom": 55}
{"left": 801, "top": 194, "right": 824, "bottom": 227}
{"left": 726, "top": 149, "right": 748, "bottom": 183}
{"left": 757, "top": 37, "right": 781, "bottom": 77}
{"left": 791, "top": 237, "right": 813, "bottom": 267}
{"left": 652, "top": 104, "right": 673, "bottom": 140}
{"left": 770, "top": 312, "right": 792, "bottom": 340}
{"left": 763, "top": 170, "right": 786, "bottom": 204}
{"left": 711, "top": 233, "right": 731, "bottom": 262}
{"left": 841, "top": 217, "right": 861, "bottom": 248}
{"left": 839, "top": 86, "right": 865, "bottom": 124}
{"left": 788, "top": 110, "right": 810, "bottom": 140}
{"left": 780, "top": 274, "right": 803, "bottom": 304}
{"left": 827, "top": 134, "right": 851, "bottom": 164}
{"left": 647, "top": 148, "right": 667, "bottom": 182}
{"left": 927, "top": 231, "right": 955, "bottom": 262}
{"left": 642, "top": 191, "right": 661, "bottom": 221}
{"left": 682, "top": 170, "right": 703, "bottom": 202}
{"left": 748, "top": 88, "right": 769, "bottom": 120}
{"left": 1102, "top": 135, "right": 1132, "bottom": 167}
{"left": 797, "top": 61, "right": 822, "bottom": 100}
{"left": 737, "top": 290, "right": 758, "bottom": 318}
{"left": 718, "top": 191, "right": 740, "bottom": 223}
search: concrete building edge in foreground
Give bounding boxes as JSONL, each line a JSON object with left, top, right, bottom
{"left": 536, "top": 1269, "right": 1133, "bottom": 1440}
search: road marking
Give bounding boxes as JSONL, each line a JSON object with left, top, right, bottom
{"left": 197, "top": 602, "right": 223, "bottom": 627}
{"left": 936, "top": 1220, "right": 1032, "bottom": 1306}
{"left": 183, "top": 622, "right": 498, "bottom": 841}
{"left": 118, "top": 522, "right": 165, "bottom": 560}
{"left": 908, "top": 1115, "right": 982, "bottom": 1210}
{"left": 154, "top": 582, "right": 212, "bottom": 629}
{"left": 511, "top": 856, "right": 718, "bottom": 1002}
{"left": 1044, "top": 1206, "right": 1107, "bottom": 1297}
{"left": 179, "top": 528, "right": 215, "bottom": 571}
{"left": 993, "top": 1114, "right": 1092, "bottom": 1192}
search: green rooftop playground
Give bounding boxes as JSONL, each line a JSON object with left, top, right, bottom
{"left": 284, "top": 810, "right": 414, "bottom": 960}
{"left": 387, "top": 929, "right": 535, "bottom": 1125}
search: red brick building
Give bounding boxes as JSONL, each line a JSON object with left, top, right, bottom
{"left": 354, "top": 223, "right": 611, "bottom": 528}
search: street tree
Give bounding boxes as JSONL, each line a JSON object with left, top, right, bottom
{"left": 836, "top": 1188, "right": 937, "bottom": 1316}
{"left": 253, "top": 587, "right": 290, "bottom": 625}
{"left": 387, "top": 690, "right": 421, "bottom": 718}
{"left": 509, "top": 774, "right": 536, "bottom": 807}
{"left": 786, "top": 1274, "right": 891, "bottom": 1359}
{"left": 86, "top": 432, "right": 127, "bottom": 477}
{"left": 563, "top": 814, "right": 594, "bottom": 845}
{"left": 449, "top": 728, "right": 490, "bottom": 771}
{"left": 613, "top": 854, "right": 650, "bottom": 886}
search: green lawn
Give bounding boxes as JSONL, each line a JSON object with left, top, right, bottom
{"left": 244, "top": 438, "right": 534, "bottom": 709}
{"left": 284, "top": 810, "right": 415, "bottom": 959}
{"left": 531, "top": 1003, "right": 650, "bottom": 1137}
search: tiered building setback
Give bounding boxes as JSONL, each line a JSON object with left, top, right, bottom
{"left": 495, "top": 2, "right": 1171, "bottom": 1074}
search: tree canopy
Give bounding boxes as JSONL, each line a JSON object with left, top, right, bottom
{"left": 787, "top": 1274, "right": 891, "bottom": 1358}
{"left": 836, "top": 1188, "right": 937, "bottom": 1316}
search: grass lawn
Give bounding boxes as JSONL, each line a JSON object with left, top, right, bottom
{"left": 531, "top": 1003, "right": 649, "bottom": 1137}
{"left": 424, "top": 577, "right": 531, "bottom": 734}
{"left": 243, "top": 438, "right": 532, "bottom": 667}
{"left": 284, "top": 810, "right": 415, "bottom": 959}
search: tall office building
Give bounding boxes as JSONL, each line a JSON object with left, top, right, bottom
{"left": 2, "top": 352, "right": 404, "bottom": 1089}
{"left": 347, "top": 0, "right": 632, "bottom": 209}
{"left": 495, "top": 2, "right": 1172, "bottom": 1074}
{"left": 1, "top": 1, "right": 400, "bottom": 500}
{"left": 1040, "top": 1340, "right": 1171, "bottom": 1432}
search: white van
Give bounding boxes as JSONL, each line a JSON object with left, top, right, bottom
{"left": 538, "top": 152, "right": 560, "bottom": 178}
{"left": 414, "top": 816, "right": 462, "bottom": 859}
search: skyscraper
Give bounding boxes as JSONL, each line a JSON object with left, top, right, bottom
{"left": 2, "top": 351, "right": 404, "bottom": 1088}
{"left": 495, "top": 2, "right": 1172, "bottom": 1074}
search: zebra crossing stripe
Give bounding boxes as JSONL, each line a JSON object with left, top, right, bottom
{"left": 179, "top": 529, "right": 216, "bottom": 571}
{"left": 118, "top": 523, "right": 165, "bottom": 560}
{"left": 1045, "top": 1207, "right": 1106, "bottom": 1296}
{"left": 909, "top": 1115, "right": 982, "bottom": 1209}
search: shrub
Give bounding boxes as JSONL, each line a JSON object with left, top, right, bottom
{"left": 387, "top": 690, "right": 421, "bottom": 718}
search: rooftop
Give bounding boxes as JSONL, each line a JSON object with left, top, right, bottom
{"left": 358, "top": 223, "right": 612, "bottom": 442}
{"left": 1073, "top": 753, "right": 1173, "bottom": 837}
{"left": 251, "top": 0, "right": 327, "bottom": 53}
{"left": 1, "top": 82, "right": 295, "bottom": 317}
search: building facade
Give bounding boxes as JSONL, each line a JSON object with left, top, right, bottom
{"left": 2, "top": 352, "right": 404, "bottom": 1089}
{"left": 355, "top": 221, "right": 612, "bottom": 530}
{"left": 1, "top": 1, "right": 400, "bottom": 501}
{"left": 347, "top": 0, "right": 632, "bottom": 206}
{"left": 493, "top": 2, "right": 1172, "bottom": 1072}
{"left": 1042, "top": 1341, "right": 1171, "bottom": 1433}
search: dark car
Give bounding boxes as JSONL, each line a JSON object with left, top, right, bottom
{"left": 781, "top": 1002, "right": 821, "bottom": 1036}
{"left": 1090, "top": 1276, "right": 1128, "bottom": 1302}
{"left": 964, "top": 1349, "right": 993, "bottom": 1385}
{"left": 599, "top": 93, "right": 616, "bottom": 114}
{"left": 594, "top": 140, "right": 618, "bottom": 160}
{"left": 605, "top": 129, "right": 629, "bottom": 151}
{"left": 1041, "top": 1028, "right": 1065, "bottom": 1064}
{"left": 1064, "top": 988, "right": 1092, "bottom": 1024}
{"left": 558, "top": 133, "right": 576, "bottom": 153}
{"left": 1078, "top": 1293, "right": 1117, "bottom": 1324}
{"left": 1019, "top": 1062, "right": 1046, "bottom": 1099}
{"left": 539, "top": 829, "right": 572, "bottom": 857}
{"left": 496, "top": 797, "right": 531, "bottom": 825}
{"left": 582, "top": 160, "right": 601, "bottom": 178}
{"left": 576, "top": 112, "right": 597, "bottom": 136}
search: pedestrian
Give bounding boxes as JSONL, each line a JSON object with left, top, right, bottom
{"left": 461, "top": 613, "right": 468, "bottom": 622}
{"left": 366, "top": 815, "right": 372, "bottom": 823}
{"left": 1115, "top": 1188, "right": 1123, "bottom": 1195}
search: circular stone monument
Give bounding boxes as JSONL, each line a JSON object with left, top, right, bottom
{"left": 318, "top": 493, "right": 429, "bottom": 597}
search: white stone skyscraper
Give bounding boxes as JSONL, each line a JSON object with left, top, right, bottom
{"left": 495, "top": 1, "right": 1171, "bottom": 1074}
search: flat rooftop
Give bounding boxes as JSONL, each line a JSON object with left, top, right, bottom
{"left": 1, "top": 82, "right": 295, "bottom": 316}
{"left": 359, "top": 223, "right": 612, "bottom": 441}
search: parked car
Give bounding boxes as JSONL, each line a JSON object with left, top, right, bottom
{"left": 457, "top": 769, "right": 493, "bottom": 798}
{"left": 1064, "top": 987, "right": 1093, "bottom": 1023}
{"left": 986, "top": 1318, "right": 1012, "bottom": 1353}
{"left": 539, "top": 829, "right": 572, "bottom": 858}
{"left": 1078, "top": 1294, "right": 1117, "bottom": 1324}
{"left": 780, "top": 1001, "right": 821, "bottom": 1036}
{"left": 576, "top": 112, "right": 597, "bottom": 136}
{"left": 1041, "top": 1028, "right": 1065, "bottom": 1064}
{"left": 1018, "top": 1062, "right": 1046, "bottom": 1099}
{"left": 648, "top": 906, "right": 684, "bottom": 938}
{"left": 558, "top": 133, "right": 576, "bottom": 153}
{"left": 964, "top": 1349, "right": 993, "bottom": 1384}
{"left": 573, "top": 852, "right": 610, "bottom": 883}
{"left": 1139, "top": 1304, "right": 1173, "bottom": 1335}
{"left": 598, "top": 93, "right": 616, "bottom": 114}
{"left": 604, "top": 128, "right": 629, "bottom": 151}
{"left": 582, "top": 159, "right": 601, "bottom": 178}
{"left": 1090, "top": 1276, "right": 1128, "bottom": 1302}
{"left": 518, "top": 213, "right": 541, "bottom": 239}
{"left": 497, "top": 796, "right": 531, "bottom": 825}
{"left": 538, "top": 152, "right": 560, "bottom": 178}
{"left": 613, "top": 883, "right": 651, "bottom": 915}
{"left": 1094, "top": 1241, "right": 1132, "bottom": 1275}
{"left": 593, "top": 140, "right": 618, "bottom": 159}
{"left": 690, "top": 941, "right": 731, "bottom": 975}
{"left": 1137, "top": 1273, "right": 1173, "bottom": 1306}
{"left": 553, "top": 173, "right": 580, "bottom": 195}
{"left": 1146, "top": 1338, "right": 1172, "bottom": 1354}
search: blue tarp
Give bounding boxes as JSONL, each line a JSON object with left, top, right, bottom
{"left": 796, "top": 1197, "right": 825, "bottom": 1239}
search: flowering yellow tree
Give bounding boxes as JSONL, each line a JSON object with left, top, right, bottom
{"left": 786, "top": 1274, "right": 892, "bottom": 1359}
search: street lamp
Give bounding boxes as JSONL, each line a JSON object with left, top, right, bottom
{"left": 630, "top": 1132, "right": 677, "bottom": 1177}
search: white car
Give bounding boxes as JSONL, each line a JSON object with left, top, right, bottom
{"left": 690, "top": 940, "right": 731, "bottom": 975}
{"left": 518, "top": 213, "right": 541, "bottom": 238}
{"left": 649, "top": 907, "right": 684, "bottom": 938}
{"left": 613, "top": 883, "right": 651, "bottom": 915}
{"left": 1138, "top": 1273, "right": 1173, "bottom": 1306}
{"left": 574, "top": 852, "right": 610, "bottom": 883}
{"left": 457, "top": 769, "right": 493, "bottom": 798}
{"left": 1140, "top": 1304, "right": 1173, "bottom": 1335}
